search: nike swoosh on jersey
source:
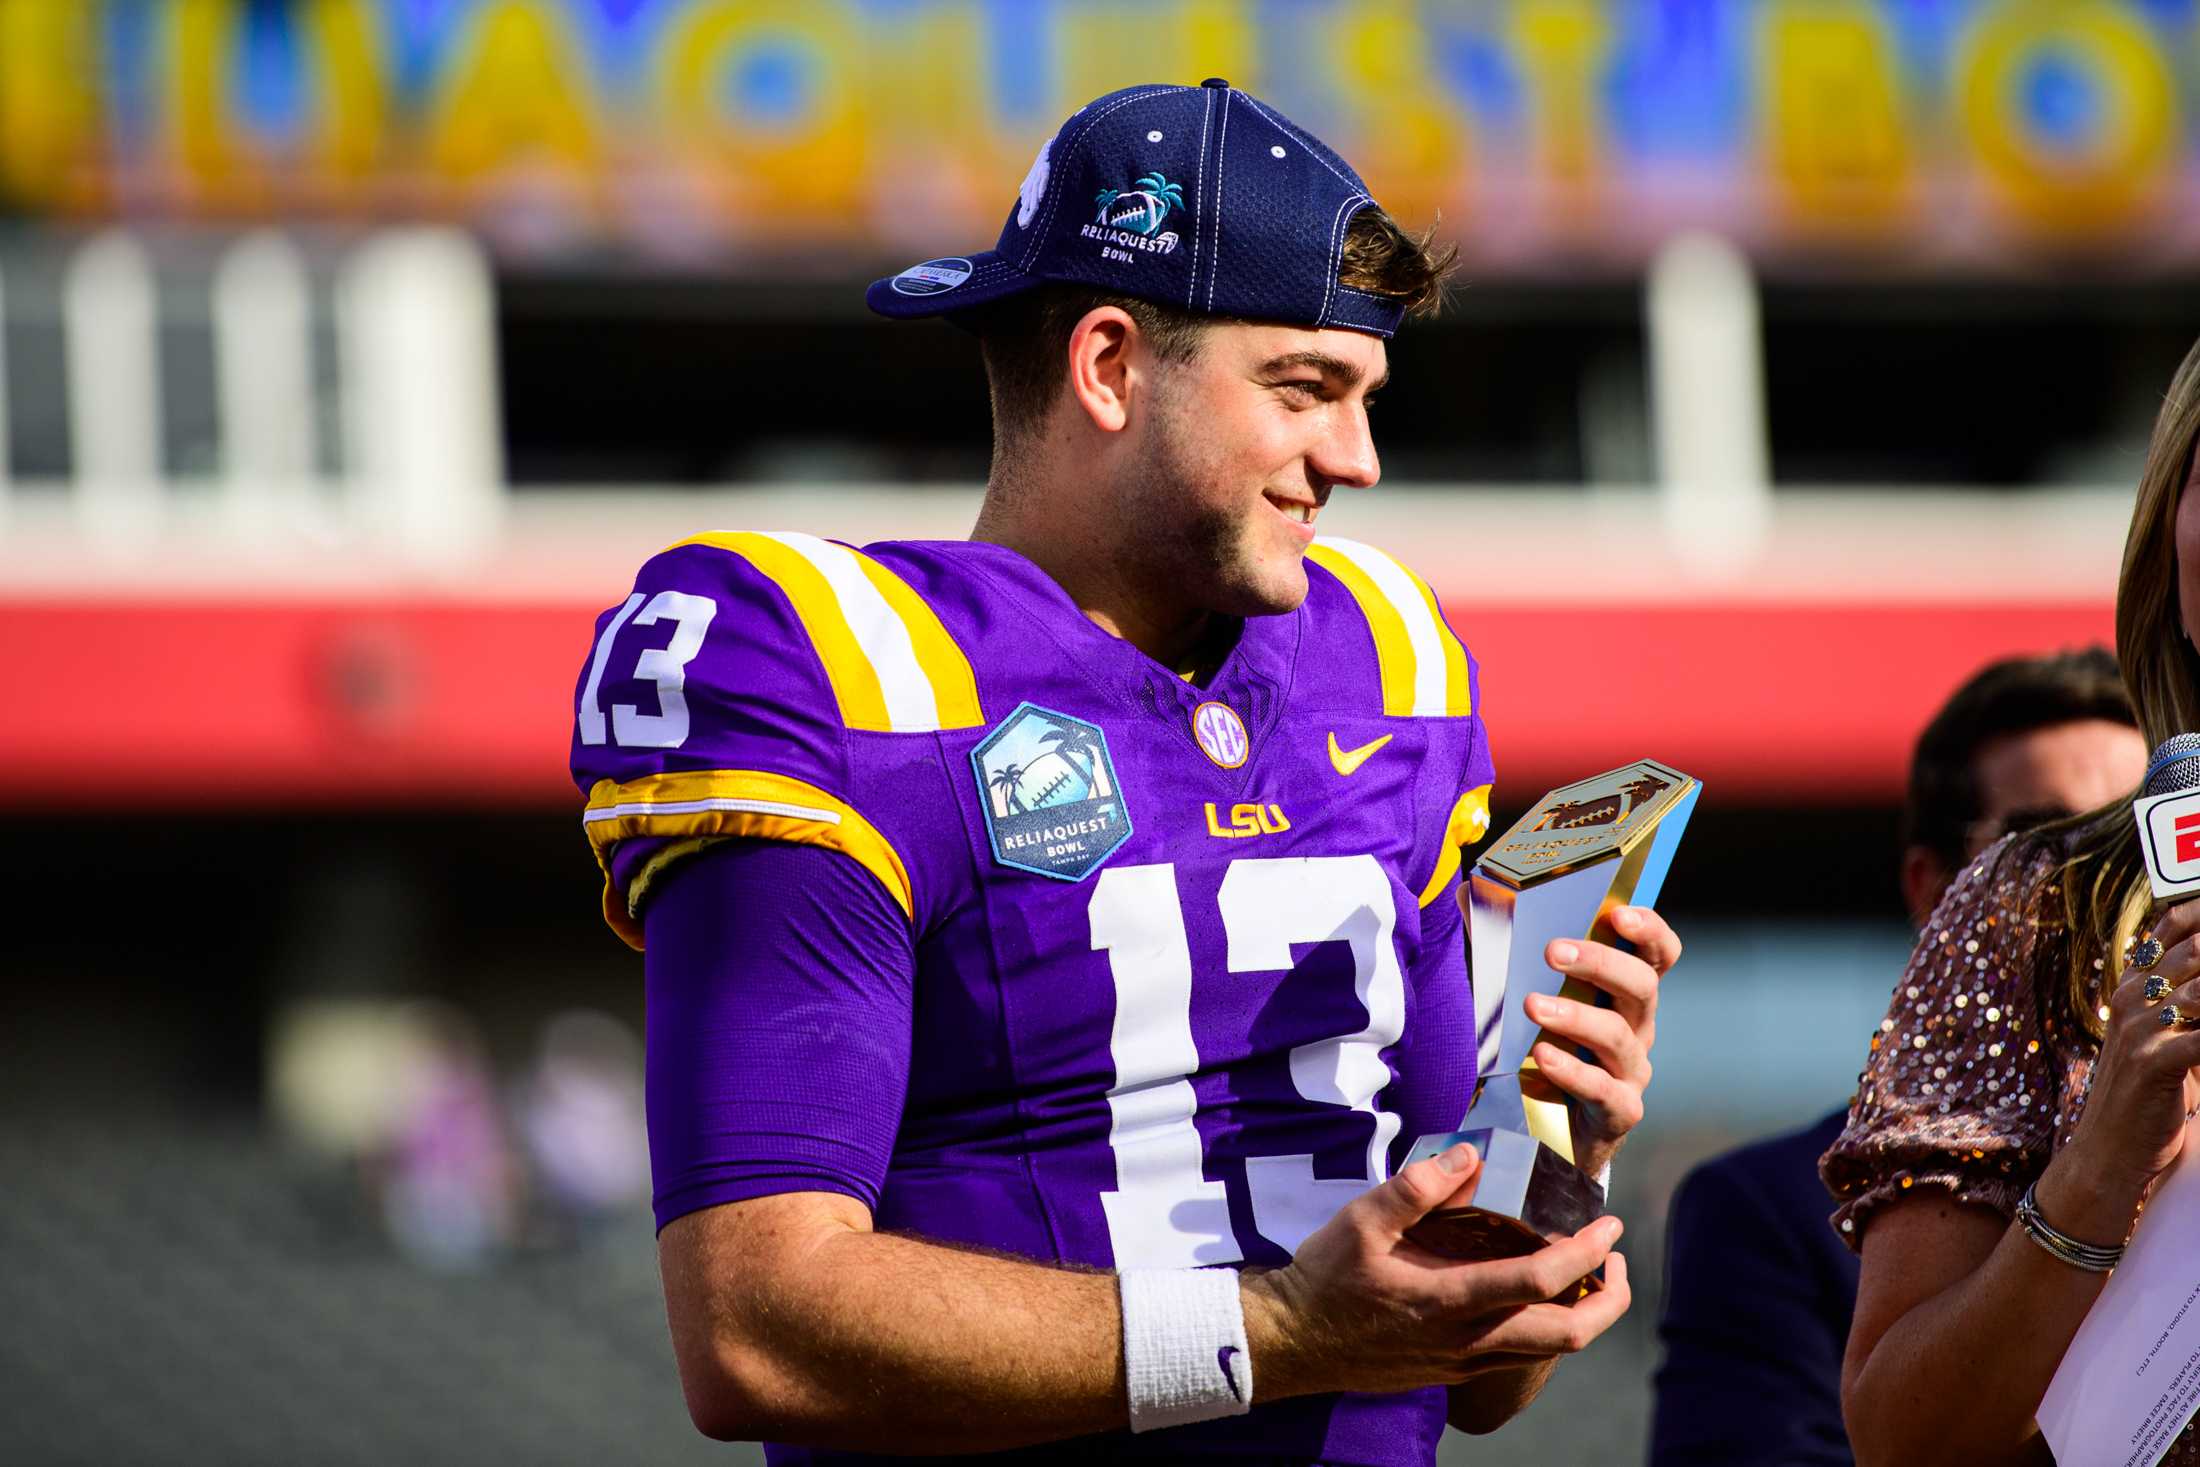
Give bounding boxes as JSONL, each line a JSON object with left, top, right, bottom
{"left": 1328, "top": 731, "right": 1393, "bottom": 775}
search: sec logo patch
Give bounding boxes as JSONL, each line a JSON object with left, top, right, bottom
{"left": 1191, "top": 701, "right": 1248, "bottom": 769}
{"left": 971, "top": 703, "right": 1133, "bottom": 881}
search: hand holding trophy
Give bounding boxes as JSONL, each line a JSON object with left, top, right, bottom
{"left": 1403, "top": 760, "right": 1699, "bottom": 1293}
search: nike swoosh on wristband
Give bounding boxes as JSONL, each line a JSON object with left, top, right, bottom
{"left": 1328, "top": 731, "right": 1393, "bottom": 776}
{"left": 1217, "top": 1345, "right": 1244, "bottom": 1402}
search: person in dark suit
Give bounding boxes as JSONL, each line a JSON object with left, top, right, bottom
{"left": 1648, "top": 649, "right": 2144, "bottom": 1467}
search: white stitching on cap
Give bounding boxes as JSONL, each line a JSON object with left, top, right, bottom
{"left": 1021, "top": 87, "right": 1175, "bottom": 270}
{"left": 1316, "top": 193, "right": 1353, "bottom": 326}
{"left": 1238, "top": 93, "right": 1360, "bottom": 191}
{"left": 1187, "top": 87, "right": 1214, "bottom": 307}
{"left": 1019, "top": 87, "right": 1181, "bottom": 272}
{"left": 1206, "top": 89, "right": 1232, "bottom": 310}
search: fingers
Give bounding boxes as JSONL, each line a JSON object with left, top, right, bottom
{"left": 1543, "top": 938, "right": 1659, "bottom": 1036}
{"left": 2150, "top": 933, "right": 2200, "bottom": 987}
{"left": 1610, "top": 905, "right": 1682, "bottom": 976}
{"left": 1433, "top": 1215, "right": 1623, "bottom": 1315}
{"left": 2117, "top": 944, "right": 2200, "bottom": 1022}
{"left": 1530, "top": 1041, "right": 1646, "bottom": 1134}
{"left": 2161, "top": 1029, "right": 2200, "bottom": 1070}
{"left": 1452, "top": 1252, "right": 1634, "bottom": 1369}
{"left": 2149, "top": 898, "right": 2200, "bottom": 957}
{"left": 1363, "top": 1144, "right": 1481, "bottom": 1235}
{"left": 2122, "top": 904, "right": 2200, "bottom": 1000}
{"left": 1528, "top": 991, "right": 1650, "bottom": 1091}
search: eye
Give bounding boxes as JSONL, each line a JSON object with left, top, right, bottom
{"left": 1273, "top": 379, "right": 1325, "bottom": 402}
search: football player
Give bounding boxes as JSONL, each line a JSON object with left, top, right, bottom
{"left": 571, "top": 80, "right": 1680, "bottom": 1464}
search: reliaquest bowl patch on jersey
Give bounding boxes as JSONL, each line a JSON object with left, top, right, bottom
{"left": 971, "top": 702, "right": 1132, "bottom": 881}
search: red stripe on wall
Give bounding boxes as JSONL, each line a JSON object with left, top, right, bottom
{"left": 1448, "top": 600, "right": 2119, "bottom": 801}
{"left": 0, "top": 597, "right": 2118, "bottom": 809}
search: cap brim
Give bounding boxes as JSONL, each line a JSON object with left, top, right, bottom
{"left": 865, "top": 249, "right": 1044, "bottom": 320}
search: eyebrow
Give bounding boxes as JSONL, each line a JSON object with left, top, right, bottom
{"left": 1256, "top": 350, "right": 1389, "bottom": 395}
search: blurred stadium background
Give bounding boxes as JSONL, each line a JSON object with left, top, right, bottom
{"left": 1, "top": 1, "right": 2193, "bottom": 1461}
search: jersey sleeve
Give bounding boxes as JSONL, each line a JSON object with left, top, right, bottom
{"left": 569, "top": 531, "right": 986, "bottom": 948}
{"left": 1303, "top": 536, "right": 1496, "bottom": 911}
{"left": 642, "top": 837, "right": 915, "bottom": 1230}
{"left": 1385, "top": 868, "right": 1478, "bottom": 1165}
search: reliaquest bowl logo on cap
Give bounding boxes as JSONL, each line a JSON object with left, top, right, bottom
{"left": 1082, "top": 173, "right": 1182, "bottom": 261}
{"left": 1094, "top": 173, "right": 1183, "bottom": 235}
{"left": 971, "top": 702, "right": 1132, "bottom": 881}
{"left": 890, "top": 256, "right": 974, "bottom": 296}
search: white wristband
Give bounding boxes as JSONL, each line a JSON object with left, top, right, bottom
{"left": 1118, "top": 1267, "right": 1253, "bottom": 1432}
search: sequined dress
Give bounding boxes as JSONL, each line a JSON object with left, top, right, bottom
{"left": 1821, "top": 834, "right": 2199, "bottom": 1460}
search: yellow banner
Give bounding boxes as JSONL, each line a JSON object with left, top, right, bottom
{"left": 3, "top": 0, "right": 2195, "bottom": 267}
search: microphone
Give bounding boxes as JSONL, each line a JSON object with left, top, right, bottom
{"left": 2134, "top": 735, "right": 2200, "bottom": 898}
{"left": 2145, "top": 733, "right": 2200, "bottom": 796}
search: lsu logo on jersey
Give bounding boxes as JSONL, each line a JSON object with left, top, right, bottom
{"left": 972, "top": 703, "right": 1132, "bottom": 881}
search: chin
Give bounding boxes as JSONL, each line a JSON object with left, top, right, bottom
{"left": 1225, "top": 554, "right": 1311, "bottom": 618}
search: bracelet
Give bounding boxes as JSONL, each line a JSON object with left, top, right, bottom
{"left": 1118, "top": 1267, "right": 1253, "bottom": 1432}
{"left": 2014, "top": 1180, "right": 2124, "bottom": 1273}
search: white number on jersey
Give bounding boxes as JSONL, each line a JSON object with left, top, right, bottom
{"left": 1093, "top": 856, "right": 1405, "bottom": 1268}
{"left": 576, "top": 590, "right": 718, "bottom": 749}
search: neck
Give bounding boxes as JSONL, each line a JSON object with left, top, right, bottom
{"left": 973, "top": 465, "right": 1219, "bottom": 672}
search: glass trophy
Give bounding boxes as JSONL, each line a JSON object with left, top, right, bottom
{"left": 1404, "top": 760, "right": 1700, "bottom": 1287}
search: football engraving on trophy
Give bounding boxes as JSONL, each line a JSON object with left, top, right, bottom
{"left": 1402, "top": 760, "right": 1700, "bottom": 1290}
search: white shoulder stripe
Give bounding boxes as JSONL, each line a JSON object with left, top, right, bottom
{"left": 583, "top": 794, "right": 842, "bottom": 826}
{"left": 1316, "top": 537, "right": 1449, "bottom": 717}
{"left": 757, "top": 531, "right": 945, "bottom": 733}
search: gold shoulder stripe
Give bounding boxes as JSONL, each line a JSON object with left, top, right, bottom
{"left": 584, "top": 769, "right": 914, "bottom": 949}
{"left": 1417, "top": 783, "right": 1494, "bottom": 909}
{"left": 852, "top": 553, "right": 985, "bottom": 729}
{"left": 673, "top": 531, "right": 984, "bottom": 733}
{"left": 1306, "top": 542, "right": 1418, "bottom": 718}
{"left": 1310, "top": 537, "right": 1471, "bottom": 719}
{"left": 1402, "top": 565, "right": 1473, "bottom": 718}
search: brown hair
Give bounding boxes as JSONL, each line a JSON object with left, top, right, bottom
{"left": 968, "top": 205, "right": 1455, "bottom": 465}
{"left": 1902, "top": 648, "right": 2133, "bottom": 874}
{"left": 2026, "top": 337, "right": 2200, "bottom": 1037}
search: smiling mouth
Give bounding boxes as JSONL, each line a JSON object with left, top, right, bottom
{"left": 1264, "top": 492, "right": 1318, "bottom": 526}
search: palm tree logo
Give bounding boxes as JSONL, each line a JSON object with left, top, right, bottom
{"left": 1040, "top": 723, "right": 1110, "bottom": 797}
{"left": 1093, "top": 173, "right": 1185, "bottom": 237}
{"left": 988, "top": 762, "right": 1028, "bottom": 816}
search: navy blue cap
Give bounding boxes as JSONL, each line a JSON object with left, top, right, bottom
{"left": 866, "top": 81, "right": 1407, "bottom": 338}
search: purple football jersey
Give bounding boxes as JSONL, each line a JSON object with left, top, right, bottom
{"left": 571, "top": 534, "right": 1496, "bottom": 1465}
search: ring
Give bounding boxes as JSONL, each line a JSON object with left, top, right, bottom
{"left": 2129, "top": 935, "right": 2166, "bottom": 970}
{"left": 2147, "top": 976, "right": 2173, "bottom": 1003}
{"left": 2162, "top": 1005, "right": 2195, "bottom": 1029}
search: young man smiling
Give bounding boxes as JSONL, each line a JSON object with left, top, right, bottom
{"left": 571, "top": 80, "right": 1681, "bottom": 1465}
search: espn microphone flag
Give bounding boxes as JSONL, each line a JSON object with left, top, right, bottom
{"left": 2134, "top": 734, "right": 2200, "bottom": 899}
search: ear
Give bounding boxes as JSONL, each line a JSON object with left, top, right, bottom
{"left": 1899, "top": 845, "right": 1950, "bottom": 929}
{"left": 1064, "top": 306, "right": 1139, "bottom": 435}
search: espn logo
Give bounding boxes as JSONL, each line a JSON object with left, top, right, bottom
{"left": 2134, "top": 788, "right": 2200, "bottom": 898}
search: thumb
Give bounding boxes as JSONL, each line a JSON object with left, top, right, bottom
{"left": 1363, "top": 1143, "right": 1481, "bottom": 1235}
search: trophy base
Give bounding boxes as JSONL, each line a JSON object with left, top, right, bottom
{"left": 1406, "top": 1205, "right": 1603, "bottom": 1299}
{"left": 1401, "top": 1127, "right": 1609, "bottom": 1298}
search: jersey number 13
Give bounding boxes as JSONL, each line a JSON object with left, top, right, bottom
{"left": 1090, "top": 855, "right": 1403, "bottom": 1268}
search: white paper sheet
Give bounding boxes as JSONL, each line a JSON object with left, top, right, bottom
{"left": 2040, "top": 1117, "right": 2200, "bottom": 1467}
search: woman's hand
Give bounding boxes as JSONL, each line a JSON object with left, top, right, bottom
{"left": 2038, "top": 897, "right": 2200, "bottom": 1242}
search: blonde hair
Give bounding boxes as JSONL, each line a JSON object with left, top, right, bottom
{"left": 2042, "top": 336, "right": 2200, "bottom": 1035}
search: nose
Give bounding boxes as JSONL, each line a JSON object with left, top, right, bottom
{"left": 1311, "top": 401, "right": 1381, "bottom": 492}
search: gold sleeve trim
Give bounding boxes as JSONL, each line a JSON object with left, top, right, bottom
{"left": 584, "top": 769, "right": 914, "bottom": 949}
{"left": 1417, "top": 783, "right": 1494, "bottom": 909}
